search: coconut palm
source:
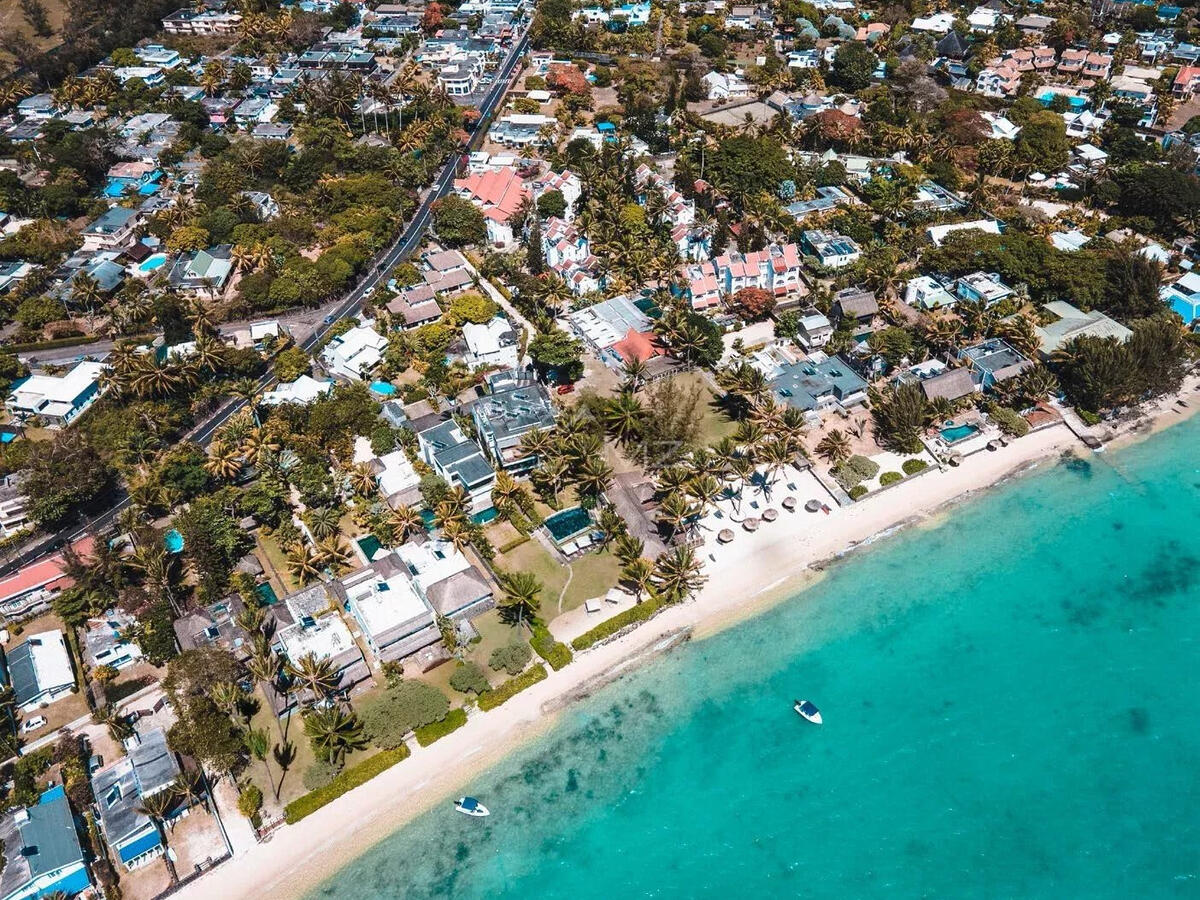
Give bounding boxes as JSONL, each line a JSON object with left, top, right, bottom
{"left": 136, "top": 789, "right": 179, "bottom": 884}
{"left": 315, "top": 537, "right": 352, "bottom": 573}
{"left": 656, "top": 492, "right": 700, "bottom": 543}
{"left": 815, "top": 429, "right": 852, "bottom": 465}
{"left": 602, "top": 391, "right": 645, "bottom": 445}
{"left": 343, "top": 463, "right": 377, "bottom": 498}
{"left": 534, "top": 454, "right": 570, "bottom": 505}
{"left": 204, "top": 440, "right": 243, "bottom": 481}
{"left": 620, "top": 357, "right": 649, "bottom": 393}
{"left": 270, "top": 740, "right": 297, "bottom": 801}
{"left": 687, "top": 474, "right": 722, "bottom": 514}
{"left": 440, "top": 518, "right": 472, "bottom": 556}
{"left": 653, "top": 545, "right": 706, "bottom": 603}
{"left": 287, "top": 652, "right": 342, "bottom": 705}
{"left": 285, "top": 544, "right": 323, "bottom": 584}
{"left": 575, "top": 456, "right": 613, "bottom": 501}
{"left": 210, "top": 681, "right": 245, "bottom": 722}
{"left": 305, "top": 506, "right": 341, "bottom": 541}
{"left": 303, "top": 706, "right": 366, "bottom": 765}
{"left": 498, "top": 571, "right": 542, "bottom": 626}
{"left": 998, "top": 313, "right": 1041, "bottom": 359}
{"left": 621, "top": 557, "right": 656, "bottom": 602}
{"left": 389, "top": 505, "right": 425, "bottom": 543}
{"left": 613, "top": 532, "right": 645, "bottom": 567}
{"left": 518, "top": 427, "right": 554, "bottom": 461}
{"left": 655, "top": 465, "right": 692, "bottom": 497}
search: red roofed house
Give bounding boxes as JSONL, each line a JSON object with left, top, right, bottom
{"left": 612, "top": 328, "right": 665, "bottom": 365}
{"left": 1175, "top": 66, "right": 1200, "bottom": 99}
{"left": 0, "top": 535, "right": 95, "bottom": 621}
{"left": 453, "top": 167, "right": 531, "bottom": 247}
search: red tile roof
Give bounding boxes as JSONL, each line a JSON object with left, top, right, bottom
{"left": 0, "top": 535, "right": 95, "bottom": 603}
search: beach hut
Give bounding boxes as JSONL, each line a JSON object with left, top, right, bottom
{"left": 717, "top": 528, "right": 735, "bottom": 543}
{"left": 782, "top": 497, "right": 797, "bottom": 512}
{"left": 743, "top": 517, "right": 760, "bottom": 532}
{"left": 762, "top": 508, "right": 779, "bottom": 522}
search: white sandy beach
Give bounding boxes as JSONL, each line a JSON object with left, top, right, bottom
{"left": 177, "top": 384, "right": 1200, "bottom": 900}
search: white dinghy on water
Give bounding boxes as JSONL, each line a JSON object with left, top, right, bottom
{"left": 455, "top": 797, "right": 491, "bottom": 817}
{"left": 794, "top": 699, "right": 822, "bottom": 725}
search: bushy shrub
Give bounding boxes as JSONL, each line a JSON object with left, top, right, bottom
{"left": 449, "top": 661, "right": 490, "bottom": 695}
{"left": 286, "top": 746, "right": 409, "bottom": 823}
{"left": 488, "top": 642, "right": 532, "bottom": 676}
{"left": 238, "top": 782, "right": 263, "bottom": 825}
{"left": 879, "top": 471, "right": 902, "bottom": 487}
{"left": 902, "top": 458, "right": 928, "bottom": 475}
{"left": 478, "top": 664, "right": 548, "bottom": 711}
{"left": 848, "top": 484, "right": 868, "bottom": 500}
{"left": 530, "top": 625, "right": 572, "bottom": 670}
{"left": 832, "top": 454, "right": 880, "bottom": 487}
{"left": 990, "top": 406, "right": 1030, "bottom": 437}
{"left": 359, "top": 680, "right": 449, "bottom": 749}
{"left": 414, "top": 708, "right": 468, "bottom": 747}
{"left": 571, "top": 600, "right": 663, "bottom": 652}
{"left": 302, "top": 759, "right": 343, "bottom": 791}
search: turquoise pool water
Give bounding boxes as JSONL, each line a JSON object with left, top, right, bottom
{"left": 369, "top": 381, "right": 396, "bottom": 396}
{"left": 940, "top": 422, "right": 980, "bottom": 443}
{"left": 357, "top": 535, "right": 383, "bottom": 561}
{"left": 310, "top": 416, "right": 1200, "bottom": 900}
{"left": 255, "top": 583, "right": 279, "bottom": 605}
{"left": 1038, "top": 90, "right": 1086, "bottom": 109}
{"left": 138, "top": 253, "right": 167, "bottom": 273}
{"left": 163, "top": 529, "right": 184, "bottom": 553}
{"left": 543, "top": 506, "right": 591, "bottom": 542}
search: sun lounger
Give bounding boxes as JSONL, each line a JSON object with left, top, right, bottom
{"left": 584, "top": 597, "right": 601, "bottom": 613}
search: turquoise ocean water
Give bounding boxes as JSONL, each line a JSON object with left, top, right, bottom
{"left": 310, "top": 418, "right": 1200, "bottom": 899}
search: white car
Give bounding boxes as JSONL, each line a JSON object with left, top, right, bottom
{"left": 20, "top": 716, "right": 47, "bottom": 734}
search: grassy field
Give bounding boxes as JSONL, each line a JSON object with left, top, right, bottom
{"left": 0, "top": 0, "right": 69, "bottom": 67}
{"left": 671, "top": 370, "right": 738, "bottom": 446}
{"left": 495, "top": 538, "right": 622, "bottom": 621}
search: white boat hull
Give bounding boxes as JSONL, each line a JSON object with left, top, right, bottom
{"left": 794, "top": 700, "right": 822, "bottom": 725}
{"left": 455, "top": 799, "right": 490, "bottom": 817}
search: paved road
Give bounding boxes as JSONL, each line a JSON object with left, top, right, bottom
{"left": 0, "top": 31, "right": 530, "bottom": 578}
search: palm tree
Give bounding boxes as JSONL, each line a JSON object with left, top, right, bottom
{"left": 815, "top": 429, "right": 852, "bottom": 465}
{"left": 204, "top": 440, "right": 243, "bottom": 481}
{"left": 653, "top": 545, "right": 707, "bottom": 603}
{"left": 305, "top": 506, "right": 341, "bottom": 541}
{"left": 136, "top": 789, "right": 179, "bottom": 885}
{"left": 441, "top": 518, "right": 472, "bottom": 556}
{"left": 575, "top": 456, "right": 613, "bottom": 501}
{"left": 498, "top": 571, "right": 542, "bottom": 627}
{"left": 286, "top": 544, "right": 323, "bottom": 585}
{"left": 687, "top": 474, "right": 722, "bottom": 514}
{"left": 620, "top": 357, "right": 649, "bottom": 393}
{"left": 535, "top": 455, "right": 570, "bottom": 506}
{"left": 172, "top": 769, "right": 207, "bottom": 811}
{"left": 211, "top": 681, "right": 245, "bottom": 722}
{"left": 613, "top": 532, "right": 644, "bottom": 567}
{"left": 621, "top": 557, "right": 656, "bottom": 602}
{"left": 287, "top": 653, "right": 342, "bottom": 705}
{"left": 303, "top": 706, "right": 366, "bottom": 765}
{"left": 315, "top": 537, "right": 351, "bottom": 573}
{"left": 657, "top": 492, "right": 699, "bottom": 543}
{"left": 490, "top": 471, "right": 523, "bottom": 514}
{"left": 343, "top": 463, "right": 377, "bottom": 498}
{"left": 602, "top": 391, "right": 645, "bottom": 445}
{"left": 389, "top": 505, "right": 425, "bottom": 543}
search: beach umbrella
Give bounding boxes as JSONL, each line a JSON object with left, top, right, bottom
{"left": 743, "top": 518, "right": 760, "bottom": 532}
{"left": 717, "top": 528, "right": 735, "bottom": 544}
{"left": 762, "top": 508, "right": 778, "bottom": 522}
{"left": 805, "top": 499, "right": 821, "bottom": 513}
{"left": 782, "top": 497, "right": 797, "bottom": 512}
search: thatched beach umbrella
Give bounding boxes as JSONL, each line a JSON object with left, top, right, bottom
{"left": 743, "top": 517, "right": 760, "bottom": 532}
{"left": 762, "top": 508, "right": 778, "bottom": 522}
{"left": 717, "top": 528, "right": 735, "bottom": 544}
{"left": 782, "top": 497, "right": 797, "bottom": 512}
{"left": 804, "top": 499, "right": 821, "bottom": 513}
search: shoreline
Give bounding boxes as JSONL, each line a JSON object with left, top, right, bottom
{"left": 177, "top": 384, "right": 1200, "bottom": 900}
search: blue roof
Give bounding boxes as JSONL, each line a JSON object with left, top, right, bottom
{"left": 117, "top": 827, "right": 162, "bottom": 863}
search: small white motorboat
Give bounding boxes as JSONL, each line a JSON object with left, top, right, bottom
{"left": 794, "top": 699, "right": 822, "bottom": 725}
{"left": 454, "top": 796, "right": 490, "bottom": 817}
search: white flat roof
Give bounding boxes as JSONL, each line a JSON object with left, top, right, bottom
{"left": 29, "top": 629, "right": 74, "bottom": 690}
{"left": 9, "top": 361, "right": 106, "bottom": 407}
{"left": 342, "top": 564, "right": 429, "bottom": 637}
{"left": 279, "top": 615, "right": 355, "bottom": 662}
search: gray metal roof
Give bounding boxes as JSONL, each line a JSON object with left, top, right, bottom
{"left": 771, "top": 357, "right": 868, "bottom": 412}
{"left": 2, "top": 641, "right": 38, "bottom": 706}
{"left": 0, "top": 785, "right": 86, "bottom": 896}
{"left": 92, "top": 729, "right": 179, "bottom": 848}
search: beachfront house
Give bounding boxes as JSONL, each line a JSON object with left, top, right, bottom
{"left": 271, "top": 584, "right": 369, "bottom": 712}
{"left": 5, "top": 361, "right": 107, "bottom": 429}
{"left": 470, "top": 370, "right": 557, "bottom": 473}
{"left": 959, "top": 339, "right": 1033, "bottom": 390}
{"left": 1034, "top": 301, "right": 1132, "bottom": 357}
{"left": 0, "top": 629, "right": 76, "bottom": 712}
{"left": 0, "top": 786, "right": 93, "bottom": 900}
{"left": 1160, "top": 271, "right": 1200, "bottom": 327}
{"left": 337, "top": 554, "right": 438, "bottom": 664}
{"left": 416, "top": 420, "right": 496, "bottom": 513}
{"left": 91, "top": 729, "right": 182, "bottom": 870}
{"left": 764, "top": 351, "right": 869, "bottom": 422}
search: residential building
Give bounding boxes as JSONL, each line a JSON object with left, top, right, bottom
{"left": 0, "top": 786, "right": 92, "bottom": 900}
{"left": 261, "top": 375, "right": 334, "bottom": 406}
{"left": 960, "top": 338, "right": 1033, "bottom": 389}
{"left": 338, "top": 553, "right": 436, "bottom": 663}
{"left": 352, "top": 436, "right": 420, "bottom": 509}
{"left": 462, "top": 317, "right": 520, "bottom": 369}
{"left": 1173, "top": 65, "right": 1200, "bottom": 98}
{"left": 767, "top": 351, "right": 869, "bottom": 421}
{"left": 92, "top": 729, "right": 182, "bottom": 870}
{"left": 453, "top": 167, "right": 530, "bottom": 247}
{"left": 272, "top": 584, "right": 369, "bottom": 709}
{"left": 166, "top": 244, "right": 234, "bottom": 294}
{"left": 0, "top": 261, "right": 36, "bottom": 295}
{"left": 321, "top": 321, "right": 387, "bottom": 380}
{"left": 955, "top": 271, "right": 1013, "bottom": 306}
{"left": 386, "top": 283, "right": 443, "bottom": 329}
{"left": 831, "top": 286, "right": 878, "bottom": 324}
{"left": 905, "top": 275, "right": 957, "bottom": 310}
{"left": 1, "top": 629, "right": 75, "bottom": 712}
{"left": 81, "top": 206, "right": 141, "bottom": 252}
{"left": 712, "top": 243, "right": 803, "bottom": 295}
{"left": 15, "top": 94, "right": 57, "bottom": 121}
{"left": 1034, "top": 301, "right": 1133, "bottom": 356}
{"left": 438, "top": 63, "right": 480, "bottom": 96}
{"left": 396, "top": 539, "right": 493, "bottom": 621}
{"left": 6, "top": 361, "right": 107, "bottom": 428}
{"left": 785, "top": 185, "right": 855, "bottom": 221}
{"left": 793, "top": 308, "right": 833, "bottom": 350}
{"left": 161, "top": 7, "right": 243, "bottom": 33}
{"left": 1159, "top": 271, "right": 1200, "bottom": 325}
{"left": 174, "top": 594, "right": 289, "bottom": 662}
{"left": 471, "top": 370, "right": 557, "bottom": 473}
{"left": 802, "top": 229, "right": 861, "bottom": 268}
{"left": 567, "top": 295, "right": 654, "bottom": 355}
{"left": 912, "top": 364, "right": 977, "bottom": 403}
{"left": 0, "top": 475, "right": 30, "bottom": 539}
{"left": 417, "top": 420, "right": 495, "bottom": 513}
{"left": 83, "top": 611, "right": 143, "bottom": 670}
{"left": 0, "top": 537, "right": 92, "bottom": 622}
{"left": 911, "top": 181, "right": 965, "bottom": 214}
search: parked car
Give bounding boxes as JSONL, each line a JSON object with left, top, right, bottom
{"left": 20, "top": 716, "right": 47, "bottom": 734}
{"left": 323, "top": 314, "right": 337, "bottom": 325}
{"left": 556, "top": 383, "right": 575, "bottom": 395}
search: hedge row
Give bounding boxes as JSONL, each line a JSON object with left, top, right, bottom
{"left": 571, "top": 599, "right": 663, "bottom": 652}
{"left": 414, "top": 708, "right": 468, "bottom": 747}
{"left": 498, "top": 534, "right": 530, "bottom": 554}
{"left": 478, "top": 663, "right": 548, "bottom": 711}
{"left": 530, "top": 625, "right": 572, "bottom": 671}
{"left": 283, "top": 745, "right": 410, "bottom": 824}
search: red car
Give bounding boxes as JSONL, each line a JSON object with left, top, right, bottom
{"left": 556, "top": 383, "right": 575, "bottom": 395}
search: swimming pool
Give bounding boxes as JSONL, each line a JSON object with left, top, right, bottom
{"left": 138, "top": 253, "right": 168, "bottom": 273}
{"left": 357, "top": 535, "right": 383, "bottom": 561}
{"left": 164, "top": 529, "right": 184, "bottom": 553}
{"left": 544, "top": 506, "right": 592, "bottom": 543}
{"left": 255, "top": 582, "right": 279, "bottom": 605}
{"left": 940, "top": 423, "right": 981, "bottom": 444}
{"left": 369, "top": 381, "right": 396, "bottom": 396}
{"left": 1037, "top": 91, "right": 1085, "bottom": 110}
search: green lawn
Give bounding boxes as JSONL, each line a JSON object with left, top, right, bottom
{"left": 557, "top": 550, "right": 622, "bottom": 616}
{"left": 495, "top": 539, "right": 622, "bottom": 621}
{"left": 256, "top": 533, "right": 297, "bottom": 594}
{"left": 670, "top": 371, "right": 738, "bottom": 446}
{"left": 497, "top": 540, "right": 569, "bottom": 609}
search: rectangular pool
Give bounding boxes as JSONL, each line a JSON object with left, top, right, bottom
{"left": 940, "top": 423, "right": 981, "bottom": 443}
{"left": 544, "top": 506, "right": 592, "bottom": 543}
